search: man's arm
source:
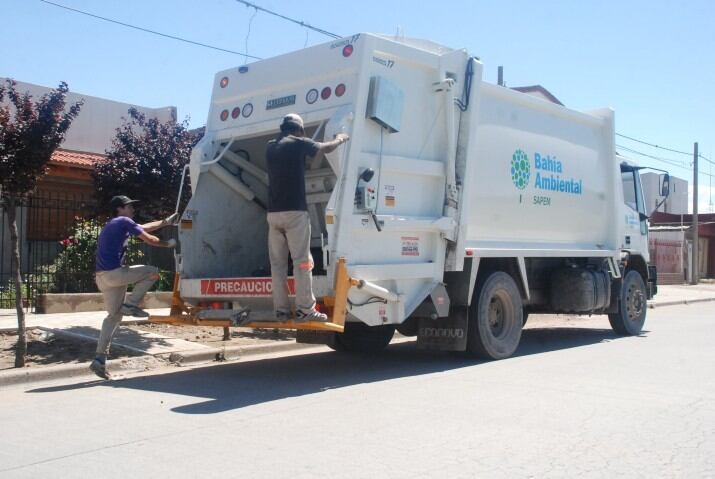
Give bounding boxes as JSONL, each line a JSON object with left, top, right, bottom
{"left": 141, "top": 213, "right": 179, "bottom": 233}
{"left": 315, "top": 133, "right": 349, "bottom": 155}
{"left": 138, "top": 230, "right": 176, "bottom": 248}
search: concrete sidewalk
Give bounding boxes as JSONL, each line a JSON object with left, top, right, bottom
{"left": 0, "top": 308, "right": 214, "bottom": 357}
{"left": 648, "top": 282, "right": 715, "bottom": 307}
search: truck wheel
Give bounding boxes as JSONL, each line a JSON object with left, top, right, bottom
{"left": 608, "top": 270, "right": 647, "bottom": 335}
{"left": 396, "top": 317, "right": 419, "bottom": 337}
{"left": 466, "top": 272, "right": 523, "bottom": 360}
{"left": 335, "top": 321, "right": 395, "bottom": 353}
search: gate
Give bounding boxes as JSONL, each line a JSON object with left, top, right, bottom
{"left": 1, "top": 192, "right": 175, "bottom": 311}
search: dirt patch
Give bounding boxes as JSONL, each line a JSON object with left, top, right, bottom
{"left": 127, "top": 323, "right": 297, "bottom": 348}
{"left": 0, "top": 328, "right": 144, "bottom": 371}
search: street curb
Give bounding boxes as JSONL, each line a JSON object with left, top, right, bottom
{"left": 648, "top": 297, "right": 715, "bottom": 309}
{"left": 0, "top": 362, "right": 96, "bottom": 388}
{"left": 166, "top": 340, "right": 315, "bottom": 366}
{"left": 0, "top": 356, "right": 162, "bottom": 388}
{"left": 0, "top": 338, "right": 314, "bottom": 388}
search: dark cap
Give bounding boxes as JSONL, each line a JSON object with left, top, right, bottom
{"left": 281, "top": 113, "right": 304, "bottom": 130}
{"left": 110, "top": 195, "right": 139, "bottom": 209}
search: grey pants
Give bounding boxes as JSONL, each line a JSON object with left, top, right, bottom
{"left": 95, "top": 265, "right": 159, "bottom": 356}
{"left": 267, "top": 210, "right": 316, "bottom": 314}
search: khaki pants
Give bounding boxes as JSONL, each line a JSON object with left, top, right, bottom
{"left": 95, "top": 265, "right": 159, "bottom": 356}
{"left": 267, "top": 210, "right": 316, "bottom": 314}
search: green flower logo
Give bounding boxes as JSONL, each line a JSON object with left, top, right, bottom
{"left": 511, "top": 149, "right": 530, "bottom": 190}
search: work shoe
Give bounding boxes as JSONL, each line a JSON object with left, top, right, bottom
{"left": 120, "top": 303, "right": 150, "bottom": 318}
{"left": 295, "top": 309, "right": 328, "bottom": 323}
{"left": 89, "top": 358, "right": 111, "bottom": 380}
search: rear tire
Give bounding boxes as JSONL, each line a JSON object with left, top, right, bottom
{"left": 608, "top": 270, "right": 647, "bottom": 335}
{"left": 334, "top": 321, "right": 395, "bottom": 353}
{"left": 466, "top": 272, "right": 523, "bottom": 360}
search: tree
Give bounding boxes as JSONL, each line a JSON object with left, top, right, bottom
{"left": 0, "top": 79, "right": 82, "bottom": 367}
{"left": 93, "top": 108, "right": 194, "bottom": 220}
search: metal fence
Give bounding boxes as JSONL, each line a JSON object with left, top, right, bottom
{"left": 1, "top": 192, "right": 176, "bottom": 311}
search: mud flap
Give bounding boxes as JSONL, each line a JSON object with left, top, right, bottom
{"left": 416, "top": 306, "right": 468, "bottom": 351}
{"left": 296, "top": 330, "right": 339, "bottom": 347}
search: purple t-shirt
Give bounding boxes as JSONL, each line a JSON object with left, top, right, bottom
{"left": 95, "top": 216, "right": 144, "bottom": 271}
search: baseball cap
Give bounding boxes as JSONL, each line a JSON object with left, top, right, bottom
{"left": 281, "top": 113, "right": 304, "bottom": 129}
{"left": 110, "top": 195, "right": 139, "bottom": 209}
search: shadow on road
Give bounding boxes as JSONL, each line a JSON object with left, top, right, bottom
{"left": 29, "top": 326, "right": 638, "bottom": 413}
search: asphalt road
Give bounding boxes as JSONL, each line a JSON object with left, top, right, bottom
{"left": 1, "top": 303, "right": 713, "bottom": 478}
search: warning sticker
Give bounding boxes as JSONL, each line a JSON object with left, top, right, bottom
{"left": 200, "top": 278, "right": 295, "bottom": 296}
{"left": 383, "top": 184, "right": 396, "bottom": 207}
{"left": 401, "top": 236, "right": 420, "bottom": 256}
{"left": 378, "top": 305, "right": 387, "bottom": 323}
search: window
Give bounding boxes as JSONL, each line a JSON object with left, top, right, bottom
{"left": 621, "top": 171, "right": 637, "bottom": 211}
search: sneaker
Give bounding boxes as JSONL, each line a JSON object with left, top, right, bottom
{"left": 120, "top": 303, "right": 150, "bottom": 318}
{"left": 295, "top": 309, "right": 329, "bottom": 322}
{"left": 89, "top": 359, "right": 111, "bottom": 380}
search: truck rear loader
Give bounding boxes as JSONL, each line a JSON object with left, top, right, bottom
{"left": 151, "top": 33, "right": 668, "bottom": 360}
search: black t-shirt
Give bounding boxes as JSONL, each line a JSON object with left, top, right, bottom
{"left": 265, "top": 134, "right": 320, "bottom": 212}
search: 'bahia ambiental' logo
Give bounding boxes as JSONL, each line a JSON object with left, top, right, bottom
{"left": 511, "top": 149, "right": 530, "bottom": 190}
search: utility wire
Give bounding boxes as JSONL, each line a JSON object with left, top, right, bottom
{"left": 243, "top": 6, "right": 259, "bottom": 64}
{"left": 616, "top": 144, "right": 687, "bottom": 168}
{"left": 39, "top": 0, "right": 262, "bottom": 59}
{"left": 699, "top": 153, "right": 715, "bottom": 166}
{"left": 616, "top": 144, "right": 715, "bottom": 180}
{"left": 616, "top": 132, "right": 693, "bottom": 157}
{"left": 235, "top": 0, "right": 341, "bottom": 39}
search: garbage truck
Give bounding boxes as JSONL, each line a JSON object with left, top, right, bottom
{"left": 150, "top": 33, "right": 669, "bottom": 360}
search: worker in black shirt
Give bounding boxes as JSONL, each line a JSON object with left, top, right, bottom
{"left": 265, "top": 113, "right": 348, "bottom": 321}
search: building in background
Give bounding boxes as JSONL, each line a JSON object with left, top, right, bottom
{"left": 641, "top": 172, "right": 688, "bottom": 215}
{"left": 1, "top": 78, "right": 176, "bottom": 284}
{"left": 649, "top": 212, "right": 715, "bottom": 283}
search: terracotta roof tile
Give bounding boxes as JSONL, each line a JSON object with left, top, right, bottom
{"left": 50, "top": 149, "right": 105, "bottom": 169}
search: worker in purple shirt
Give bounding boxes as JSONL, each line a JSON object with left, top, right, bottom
{"left": 90, "top": 195, "right": 178, "bottom": 380}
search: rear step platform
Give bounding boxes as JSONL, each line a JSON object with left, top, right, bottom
{"left": 149, "top": 258, "right": 351, "bottom": 334}
{"left": 150, "top": 310, "right": 344, "bottom": 332}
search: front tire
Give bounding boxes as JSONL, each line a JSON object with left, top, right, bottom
{"left": 608, "top": 270, "right": 647, "bottom": 335}
{"left": 466, "top": 272, "right": 523, "bottom": 360}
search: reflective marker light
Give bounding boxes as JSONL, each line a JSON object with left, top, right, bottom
{"left": 321, "top": 87, "right": 331, "bottom": 100}
{"left": 220, "top": 109, "right": 229, "bottom": 121}
{"left": 306, "top": 88, "right": 319, "bottom": 104}
{"left": 342, "top": 44, "right": 354, "bottom": 57}
{"left": 220, "top": 77, "right": 229, "bottom": 88}
{"left": 242, "top": 103, "right": 253, "bottom": 118}
{"left": 231, "top": 107, "right": 241, "bottom": 119}
{"left": 335, "top": 83, "right": 346, "bottom": 97}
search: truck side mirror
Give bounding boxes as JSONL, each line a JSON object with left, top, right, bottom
{"left": 661, "top": 173, "right": 670, "bottom": 197}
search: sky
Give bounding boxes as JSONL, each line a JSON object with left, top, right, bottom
{"left": 2, "top": 0, "right": 714, "bottom": 212}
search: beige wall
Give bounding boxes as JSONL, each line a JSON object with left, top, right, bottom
{"left": 1, "top": 78, "right": 177, "bottom": 155}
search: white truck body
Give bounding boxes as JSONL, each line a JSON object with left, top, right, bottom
{"left": 174, "top": 33, "right": 658, "bottom": 357}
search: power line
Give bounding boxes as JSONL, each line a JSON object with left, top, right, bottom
{"left": 616, "top": 144, "right": 687, "bottom": 169}
{"left": 235, "top": 0, "right": 341, "bottom": 39}
{"left": 699, "top": 153, "right": 715, "bottom": 167}
{"left": 616, "top": 132, "right": 693, "bottom": 157}
{"left": 39, "top": 0, "right": 262, "bottom": 59}
{"left": 616, "top": 144, "right": 715, "bottom": 180}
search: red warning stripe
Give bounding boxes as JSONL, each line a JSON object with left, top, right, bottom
{"left": 200, "top": 278, "right": 296, "bottom": 296}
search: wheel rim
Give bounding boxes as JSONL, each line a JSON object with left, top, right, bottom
{"left": 625, "top": 282, "right": 645, "bottom": 322}
{"left": 488, "top": 294, "right": 507, "bottom": 338}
